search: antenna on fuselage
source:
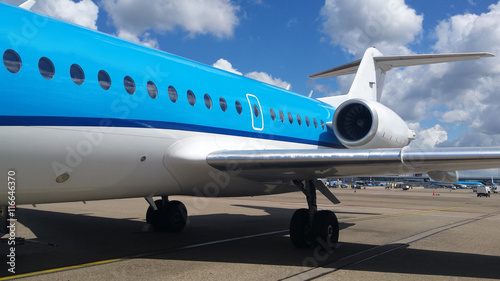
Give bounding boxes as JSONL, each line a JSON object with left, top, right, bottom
{"left": 308, "top": 90, "right": 313, "bottom": 98}
{"left": 19, "top": 0, "right": 36, "bottom": 10}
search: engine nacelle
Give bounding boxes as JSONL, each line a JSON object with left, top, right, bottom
{"left": 332, "top": 99, "right": 415, "bottom": 149}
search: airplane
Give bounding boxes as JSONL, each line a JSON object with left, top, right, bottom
{"left": 1, "top": 1, "right": 499, "bottom": 249}
{"left": 431, "top": 180, "right": 485, "bottom": 189}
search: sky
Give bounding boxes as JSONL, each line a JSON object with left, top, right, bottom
{"left": 3, "top": 0, "right": 500, "bottom": 176}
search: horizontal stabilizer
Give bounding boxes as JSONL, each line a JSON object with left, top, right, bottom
{"left": 309, "top": 52, "right": 494, "bottom": 79}
{"left": 19, "top": 0, "right": 36, "bottom": 10}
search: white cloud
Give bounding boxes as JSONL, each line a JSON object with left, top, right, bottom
{"left": 245, "top": 71, "right": 291, "bottom": 89}
{"left": 116, "top": 30, "right": 159, "bottom": 48}
{"left": 320, "top": 0, "right": 423, "bottom": 56}
{"left": 320, "top": 1, "right": 500, "bottom": 148}
{"left": 212, "top": 58, "right": 243, "bottom": 75}
{"left": 1, "top": 0, "right": 99, "bottom": 30}
{"left": 407, "top": 3, "right": 500, "bottom": 146}
{"left": 102, "top": 0, "right": 240, "bottom": 47}
{"left": 212, "top": 58, "right": 292, "bottom": 89}
{"left": 409, "top": 124, "right": 448, "bottom": 149}
{"left": 212, "top": 58, "right": 291, "bottom": 89}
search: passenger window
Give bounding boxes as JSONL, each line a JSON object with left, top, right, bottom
{"left": 313, "top": 118, "right": 318, "bottom": 129}
{"left": 253, "top": 104, "right": 260, "bottom": 118}
{"left": 321, "top": 120, "right": 326, "bottom": 130}
{"left": 147, "top": 81, "right": 158, "bottom": 99}
{"left": 38, "top": 57, "right": 55, "bottom": 80}
{"left": 297, "top": 114, "right": 302, "bottom": 126}
{"left": 187, "top": 90, "right": 196, "bottom": 106}
{"left": 288, "top": 112, "right": 293, "bottom": 124}
{"left": 204, "top": 93, "right": 212, "bottom": 109}
{"left": 270, "top": 108, "right": 276, "bottom": 121}
{"left": 168, "top": 86, "right": 178, "bottom": 102}
{"left": 3, "top": 49, "right": 22, "bottom": 73}
{"left": 219, "top": 97, "right": 227, "bottom": 112}
{"left": 98, "top": 70, "right": 111, "bottom": 90}
{"left": 279, "top": 110, "right": 285, "bottom": 122}
{"left": 305, "top": 116, "right": 310, "bottom": 127}
{"left": 70, "top": 64, "right": 85, "bottom": 85}
{"left": 235, "top": 100, "right": 243, "bottom": 114}
{"left": 124, "top": 76, "right": 136, "bottom": 95}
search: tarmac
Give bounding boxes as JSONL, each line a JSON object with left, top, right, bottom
{"left": 1, "top": 187, "right": 500, "bottom": 280}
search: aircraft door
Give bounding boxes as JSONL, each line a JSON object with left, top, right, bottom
{"left": 246, "top": 94, "right": 264, "bottom": 131}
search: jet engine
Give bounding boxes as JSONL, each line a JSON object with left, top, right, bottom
{"left": 332, "top": 99, "right": 415, "bottom": 149}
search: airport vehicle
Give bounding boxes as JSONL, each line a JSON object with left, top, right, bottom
{"left": 1, "top": 2, "right": 499, "bottom": 249}
{"left": 491, "top": 180, "right": 498, "bottom": 193}
{"left": 476, "top": 186, "right": 491, "bottom": 197}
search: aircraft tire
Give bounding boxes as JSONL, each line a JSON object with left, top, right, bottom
{"left": 146, "top": 199, "right": 165, "bottom": 231}
{"left": 163, "top": 200, "right": 188, "bottom": 232}
{"left": 312, "top": 210, "right": 339, "bottom": 249}
{"left": 290, "top": 208, "right": 311, "bottom": 248}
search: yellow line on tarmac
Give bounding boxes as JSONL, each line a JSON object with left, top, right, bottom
{"left": 0, "top": 258, "right": 122, "bottom": 280}
{"left": 1, "top": 208, "right": 460, "bottom": 280}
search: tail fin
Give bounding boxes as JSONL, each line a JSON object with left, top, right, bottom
{"left": 310, "top": 47, "right": 494, "bottom": 102}
{"left": 19, "top": 0, "right": 36, "bottom": 10}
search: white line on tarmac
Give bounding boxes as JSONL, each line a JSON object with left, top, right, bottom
{"left": 281, "top": 212, "right": 499, "bottom": 281}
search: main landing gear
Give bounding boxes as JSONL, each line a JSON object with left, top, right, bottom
{"left": 290, "top": 180, "right": 339, "bottom": 249}
{"left": 145, "top": 196, "right": 187, "bottom": 232}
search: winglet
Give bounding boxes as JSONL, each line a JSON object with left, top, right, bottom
{"left": 19, "top": 0, "right": 36, "bottom": 10}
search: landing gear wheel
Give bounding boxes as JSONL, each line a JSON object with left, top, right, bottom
{"left": 290, "top": 208, "right": 311, "bottom": 248}
{"left": 146, "top": 199, "right": 164, "bottom": 231}
{"left": 163, "top": 200, "right": 188, "bottom": 232}
{"left": 146, "top": 199, "right": 188, "bottom": 232}
{"left": 312, "top": 210, "right": 339, "bottom": 249}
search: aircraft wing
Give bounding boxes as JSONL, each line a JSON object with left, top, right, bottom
{"left": 207, "top": 147, "right": 500, "bottom": 182}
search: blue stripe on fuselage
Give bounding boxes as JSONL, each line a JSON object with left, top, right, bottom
{"left": 0, "top": 3, "right": 343, "bottom": 149}
{"left": 0, "top": 116, "right": 344, "bottom": 148}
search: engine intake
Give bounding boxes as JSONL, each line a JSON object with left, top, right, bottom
{"left": 333, "top": 99, "right": 414, "bottom": 149}
{"left": 336, "top": 102, "right": 375, "bottom": 141}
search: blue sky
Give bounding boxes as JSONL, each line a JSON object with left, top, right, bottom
{"left": 3, "top": 0, "right": 500, "bottom": 175}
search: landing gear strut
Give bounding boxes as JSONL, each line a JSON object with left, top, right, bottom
{"left": 145, "top": 196, "right": 188, "bottom": 232}
{"left": 290, "top": 180, "right": 339, "bottom": 249}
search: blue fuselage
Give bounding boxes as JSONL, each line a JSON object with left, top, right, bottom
{"left": 0, "top": 3, "right": 342, "bottom": 149}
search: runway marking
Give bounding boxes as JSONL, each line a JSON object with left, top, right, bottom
{"left": 346, "top": 206, "right": 461, "bottom": 222}
{"left": 1, "top": 229, "right": 288, "bottom": 280}
{"left": 282, "top": 212, "right": 499, "bottom": 281}
{"left": 0, "top": 259, "right": 121, "bottom": 281}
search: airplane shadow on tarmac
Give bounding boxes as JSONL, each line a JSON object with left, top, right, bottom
{"left": 1, "top": 204, "right": 499, "bottom": 279}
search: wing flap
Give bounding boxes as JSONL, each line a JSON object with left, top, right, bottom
{"left": 207, "top": 147, "right": 500, "bottom": 181}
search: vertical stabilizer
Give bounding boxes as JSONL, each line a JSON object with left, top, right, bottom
{"left": 346, "top": 47, "right": 385, "bottom": 101}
